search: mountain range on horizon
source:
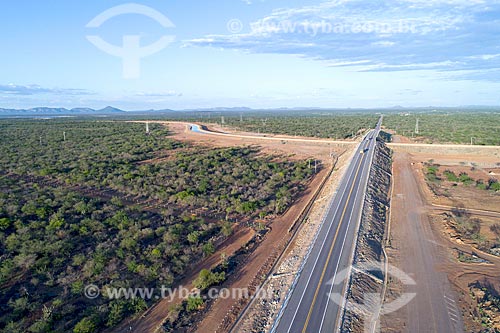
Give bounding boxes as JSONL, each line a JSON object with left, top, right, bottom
{"left": 1, "top": 105, "right": 499, "bottom": 116}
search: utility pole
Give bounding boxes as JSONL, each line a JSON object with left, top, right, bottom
{"left": 415, "top": 118, "right": 420, "bottom": 135}
{"left": 63, "top": 132, "right": 66, "bottom": 141}
{"left": 146, "top": 122, "right": 150, "bottom": 135}
{"left": 314, "top": 160, "right": 318, "bottom": 173}
{"left": 261, "top": 118, "right": 268, "bottom": 128}
{"left": 39, "top": 136, "right": 42, "bottom": 145}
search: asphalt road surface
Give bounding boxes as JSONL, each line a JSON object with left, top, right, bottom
{"left": 273, "top": 119, "right": 382, "bottom": 333}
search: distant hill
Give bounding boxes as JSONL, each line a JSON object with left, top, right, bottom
{"left": 0, "top": 106, "right": 126, "bottom": 116}
{"left": 184, "top": 107, "right": 253, "bottom": 112}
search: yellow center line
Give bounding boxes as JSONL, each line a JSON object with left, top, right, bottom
{"left": 302, "top": 151, "right": 367, "bottom": 333}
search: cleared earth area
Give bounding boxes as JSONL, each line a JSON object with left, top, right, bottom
{"left": 383, "top": 140, "right": 500, "bottom": 333}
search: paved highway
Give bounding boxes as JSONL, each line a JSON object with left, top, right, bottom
{"left": 273, "top": 118, "right": 382, "bottom": 333}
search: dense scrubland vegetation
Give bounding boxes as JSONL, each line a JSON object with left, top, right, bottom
{"left": 383, "top": 112, "right": 500, "bottom": 145}
{"left": 0, "top": 120, "right": 315, "bottom": 332}
{"left": 123, "top": 110, "right": 380, "bottom": 139}
{"left": 221, "top": 113, "right": 379, "bottom": 139}
{"left": 248, "top": 111, "right": 500, "bottom": 145}
{"left": 124, "top": 108, "right": 500, "bottom": 145}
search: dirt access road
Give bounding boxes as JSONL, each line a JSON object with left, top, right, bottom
{"left": 161, "top": 121, "right": 355, "bottom": 161}
{"left": 403, "top": 151, "right": 500, "bottom": 332}
{"left": 382, "top": 152, "right": 464, "bottom": 332}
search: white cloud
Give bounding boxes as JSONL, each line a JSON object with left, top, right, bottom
{"left": 0, "top": 84, "right": 94, "bottom": 96}
{"left": 186, "top": 0, "right": 500, "bottom": 80}
{"left": 371, "top": 41, "right": 396, "bottom": 47}
{"left": 134, "top": 91, "right": 183, "bottom": 97}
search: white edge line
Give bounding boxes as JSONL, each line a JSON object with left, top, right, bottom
{"left": 270, "top": 142, "right": 363, "bottom": 333}
{"left": 281, "top": 151, "right": 363, "bottom": 333}
{"left": 318, "top": 140, "right": 368, "bottom": 331}
{"left": 336, "top": 128, "right": 380, "bottom": 332}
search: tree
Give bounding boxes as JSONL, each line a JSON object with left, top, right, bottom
{"left": 221, "top": 221, "right": 232, "bottom": 237}
{"left": 3, "top": 321, "right": 23, "bottom": 333}
{"left": 71, "top": 280, "right": 84, "bottom": 295}
{"left": 106, "top": 302, "right": 124, "bottom": 327}
{"left": 151, "top": 248, "right": 161, "bottom": 257}
{"left": 21, "top": 202, "right": 37, "bottom": 216}
{"left": 74, "top": 201, "right": 90, "bottom": 215}
{"left": 187, "top": 231, "right": 200, "bottom": 245}
{"left": 73, "top": 317, "right": 96, "bottom": 333}
{"left": 488, "top": 179, "right": 500, "bottom": 192}
{"left": 29, "top": 320, "right": 50, "bottom": 333}
{"left": 186, "top": 295, "right": 204, "bottom": 312}
{"left": 193, "top": 269, "right": 225, "bottom": 290}
{"left": 0, "top": 217, "right": 11, "bottom": 231}
{"left": 47, "top": 214, "right": 65, "bottom": 231}
{"left": 202, "top": 241, "right": 215, "bottom": 257}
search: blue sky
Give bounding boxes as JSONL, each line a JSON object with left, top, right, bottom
{"left": 1, "top": 0, "right": 500, "bottom": 110}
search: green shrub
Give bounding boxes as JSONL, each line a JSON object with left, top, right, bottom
{"left": 73, "top": 317, "right": 96, "bottom": 333}
{"left": 186, "top": 295, "right": 204, "bottom": 312}
{"left": 443, "top": 170, "right": 459, "bottom": 182}
{"left": 193, "top": 269, "right": 225, "bottom": 290}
